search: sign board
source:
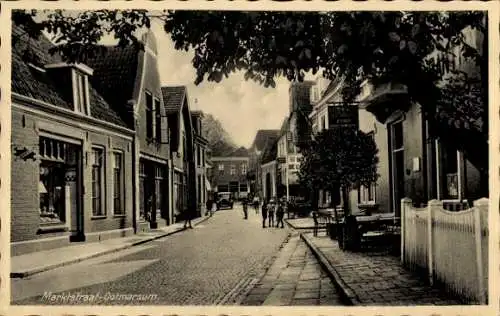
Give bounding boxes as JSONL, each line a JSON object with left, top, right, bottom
{"left": 328, "top": 104, "right": 359, "bottom": 130}
{"left": 277, "top": 157, "right": 286, "bottom": 164}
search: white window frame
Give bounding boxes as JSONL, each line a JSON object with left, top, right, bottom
{"left": 230, "top": 164, "right": 236, "bottom": 175}
{"left": 91, "top": 146, "right": 106, "bottom": 217}
{"left": 72, "top": 70, "right": 90, "bottom": 115}
{"left": 359, "top": 183, "right": 376, "bottom": 204}
{"left": 112, "top": 151, "right": 125, "bottom": 216}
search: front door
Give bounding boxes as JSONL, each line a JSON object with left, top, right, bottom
{"left": 390, "top": 120, "right": 405, "bottom": 216}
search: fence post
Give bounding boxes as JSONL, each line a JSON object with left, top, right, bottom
{"left": 473, "top": 198, "right": 488, "bottom": 304}
{"left": 427, "top": 199, "right": 441, "bottom": 286}
{"left": 400, "top": 198, "right": 411, "bottom": 264}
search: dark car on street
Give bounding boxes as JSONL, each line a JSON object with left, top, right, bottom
{"left": 216, "top": 192, "right": 234, "bottom": 210}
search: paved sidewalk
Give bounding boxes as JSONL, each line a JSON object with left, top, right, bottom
{"left": 11, "top": 215, "right": 210, "bottom": 278}
{"left": 239, "top": 233, "right": 345, "bottom": 306}
{"left": 301, "top": 232, "right": 463, "bottom": 306}
{"left": 285, "top": 217, "right": 316, "bottom": 230}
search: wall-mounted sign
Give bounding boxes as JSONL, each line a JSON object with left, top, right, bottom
{"left": 328, "top": 104, "right": 359, "bottom": 130}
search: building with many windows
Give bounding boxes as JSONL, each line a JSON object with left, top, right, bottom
{"left": 210, "top": 148, "right": 250, "bottom": 200}
{"left": 85, "top": 30, "right": 171, "bottom": 231}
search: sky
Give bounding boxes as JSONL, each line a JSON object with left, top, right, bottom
{"left": 149, "top": 18, "right": 292, "bottom": 148}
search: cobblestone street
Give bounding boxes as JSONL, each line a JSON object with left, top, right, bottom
{"left": 12, "top": 205, "right": 291, "bottom": 305}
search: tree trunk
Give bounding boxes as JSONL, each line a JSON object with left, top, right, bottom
{"left": 341, "top": 185, "right": 350, "bottom": 217}
{"left": 340, "top": 185, "right": 351, "bottom": 250}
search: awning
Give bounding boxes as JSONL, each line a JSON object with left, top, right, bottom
{"left": 205, "top": 178, "right": 212, "bottom": 191}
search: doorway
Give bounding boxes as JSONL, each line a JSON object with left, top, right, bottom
{"left": 390, "top": 120, "right": 405, "bottom": 216}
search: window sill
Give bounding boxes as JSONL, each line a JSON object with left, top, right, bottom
{"left": 113, "top": 214, "right": 126, "bottom": 218}
{"left": 37, "top": 224, "right": 68, "bottom": 234}
{"left": 91, "top": 215, "right": 107, "bottom": 220}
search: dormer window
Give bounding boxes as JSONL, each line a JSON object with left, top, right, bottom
{"left": 45, "top": 63, "right": 93, "bottom": 115}
{"left": 74, "top": 70, "right": 90, "bottom": 114}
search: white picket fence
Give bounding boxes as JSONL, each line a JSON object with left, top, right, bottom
{"left": 401, "top": 198, "right": 488, "bottom": 304}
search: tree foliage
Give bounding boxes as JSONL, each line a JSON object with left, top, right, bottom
{"left": 298, "top": 128, "right": 379, "bottom": 195}
{"left": 12, "top": 9, "right": 488, "bottom": 172}
{"left": 201, "top": 113, "right": 238, "bottom": 156}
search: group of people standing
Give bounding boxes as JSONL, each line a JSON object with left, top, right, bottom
{"left": 260, "top": 198, "right": 286, "bottom": 229}
{"left": 240, "top": 196, "right": 285, "bottom": 229}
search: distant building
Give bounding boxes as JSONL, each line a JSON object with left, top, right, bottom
{"left": 260, "top": 139, "right": 278, "bottom": 202}
{"left": 210, "top": 147, "right": 250, "bottom": 200}
{"left": 248, "top": 129, "right": 280, "bottom": 198}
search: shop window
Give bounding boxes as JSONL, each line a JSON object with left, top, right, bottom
{"left": 113, "top": 152, "right": 124, "bottom": 215}
{"left": 39, "top": 161, "right": 66, "bottom": 224}
{"left": 91, "top": 148, "right": 105, "bottom": 216}
{"left": 145, "top": 92, "right": 154, "bottom": 140}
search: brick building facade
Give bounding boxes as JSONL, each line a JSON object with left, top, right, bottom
{"left": 210, "top": 149, "right": 250, "bottom": 200}
{"left": 11, "top": 23, "right": 136, "bottom": 255}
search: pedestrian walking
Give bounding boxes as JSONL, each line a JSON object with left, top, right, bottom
{"left": 268, "top": 199, "right": 275, "bottom": 227}
{"left": 253, "top": 196, "right": 260, "bottom": 214}
{"left": 276, "top": 199, "right": 285, "bottom": 228}
{"left": 206, "top": 198, "right": 213, "bottom": 217}
{"left": 242, "top": 198, "right": 248, "bottom": 219}
{"left": 183, "top": 208, "right": 193, "bottom": 229}
{"left": 261, "top": 200, "right": 268, "bottom": 228}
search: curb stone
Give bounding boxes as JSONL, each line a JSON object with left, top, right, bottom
{"left": 300, "top": 232, "right": 361, "bottom": 306}
{"left": 11, "top": 215, "right": 211, "bottom": 278}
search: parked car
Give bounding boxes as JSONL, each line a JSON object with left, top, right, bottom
{"left": 216, "top": 192, "right": 234, "bottom": 210}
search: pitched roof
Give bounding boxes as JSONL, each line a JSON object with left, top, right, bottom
{"left": 230, "top": 147, "right": 249, "bottom": 157}
{"left": 82, "top": 44, "right": 141, "bottom": 124}
{"left": 11, "top": 23, "right": 128, "bottom": 127}
{"left": 279, "top": 116, "right": 290, "bottom": 136}
{"left": 161, "top": 86, "right": 187, "bottom": 114}
{"left": 261, "top": 139, "right": 277, "bottom": 164}
{"left": 251, "top": 129, "right": 280, "bottom": 151}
